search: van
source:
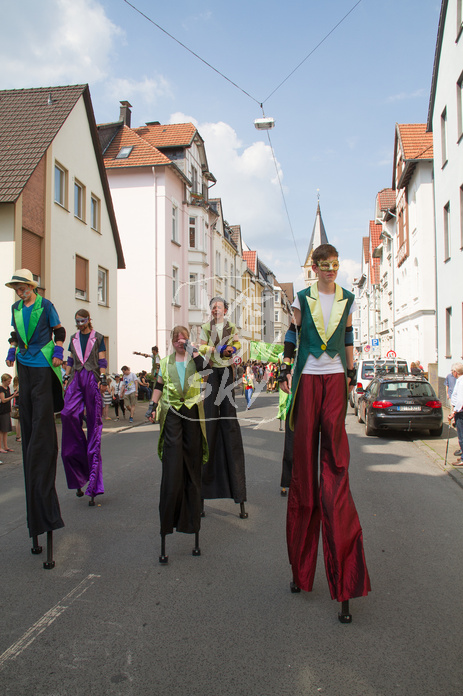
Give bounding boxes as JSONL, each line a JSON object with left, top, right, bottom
{"left": 350, "top": 358, "right": 409, "bottom": 414}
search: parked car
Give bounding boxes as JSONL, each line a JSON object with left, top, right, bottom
{"left": 357, "top": 375, "right": 443, "bottom": 437}
{"left": 350, "top": 358, "right": 408, "bottom": 414}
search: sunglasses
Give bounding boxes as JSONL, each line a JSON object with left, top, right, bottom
{"left": 317, "top": 261, "right": 340, "bottom": 271}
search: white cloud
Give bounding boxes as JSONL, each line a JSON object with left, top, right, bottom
{"left": 337, "top": 258, "right": 361, "bottom": 290}
{"left": 105, "top": 76, "right": 173, "bottom": 105}
{"left": 0, "top": 0, "right": 122, "bottom": 88}
{"left": 385, "top": 88, "right": 427, "bottom": 103}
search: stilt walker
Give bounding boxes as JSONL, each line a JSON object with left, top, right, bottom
{"left": 5, "top": 269, "right": 65, "bottom": 569}
{"left": 280, "top": 245, "right": 370, "bottom": 622}
{"left": 150, "top": 326, "right": 208, "bottom": 564}
{"left": 61, "top": 310, "right": 107, "bottom": 505}
{"left": 199, "top": 297, "right": 248, "bottom": 519}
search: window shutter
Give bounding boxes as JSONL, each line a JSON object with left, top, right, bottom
{"left": 22, "top": 229, "right": 42, "bottom": 277}
{"left": 76, "top": 256, "right": 87, "bottom": 292}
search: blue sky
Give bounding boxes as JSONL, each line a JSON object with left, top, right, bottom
{"left": 1, "top": 0, "right": 442, "bottom": 289}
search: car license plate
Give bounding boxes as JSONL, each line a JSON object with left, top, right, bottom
{"left": 398, "top": 406, "right": 421, "bottom": 411}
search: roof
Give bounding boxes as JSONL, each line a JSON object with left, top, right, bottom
{"left": 396, "top": 124, "right": 433, "bottom": 161}
{"left": 369, "top": 221, "right": 382, "bottom": 285}
{"left": 427, "top": 0, "right": 449, "bottom": 131}
{"left": 134, "top": 123, "right": 197, "bottom": 149}
{"left": 0, "top": 84, "right": 125, "bottom": 268}
{"left": 362, "top": 236, "right": 370, "bottom": 264}
{"left": 377, "top": 188, "right": 396, "bottom": 213}
{"left": 243, "top": 250, "right": 257, "bottom": 274}
{"left": 304, "top": 202, "right": 329, "bottom": 266}
{"left": 277, "top": 282, "right": 295, "bottom": 303}
{"left": 0, "top": 85, "right": 86, "bottom": 203}
{"left": 103, "top": 125, "right": 172, "bottom": 168}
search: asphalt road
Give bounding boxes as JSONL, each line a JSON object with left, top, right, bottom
{"left": 1, "top": 393, "right": 462, "bottom": 696}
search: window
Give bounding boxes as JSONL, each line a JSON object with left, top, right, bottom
{"left": 215, "top": 251, "right": 221, "bottom": 276}
{"left": 172, "top": 206, "right": 178, "bottom": 243}
{"left": 91, "top": 195, "right": 100, "bottom": 232}
{"left": 75, "top": 255, "right": 88, "bottom": 300}
{"left": 98, "top": 267, "right": 108, "bottom": 305}
{"left": 457, "top": 74, "right": 463, "bottom": 140}
{"left": 189, "top": 273, "right": 197, "bottom": 307}
{"left": 444, "top": 202, "right": 451, "bottom": 261}
{"left": 74, "top": 180, "right": 85, "bottom": 221}
{"left": 275, "top": 310, "right": 280, "bottom": 323}
{"left": 446, "top": 307, "right": 452, "bottom": 357}
{"left": 115, "top": 146, "right": 133, "bottom": 159}
{"left": 172, "top": 266, "right": 179, "bottom": 304}
{"left": 189, "top": 217, "right": 196, "bottom": 248}
{"left": 191, "top": 166, "right": 198, "bottom": 194}
{"left": 54, "top": 163, "right": 67, "bottom": 207}
{"left": 230, "top": 262, "right": 235, "bottom": 287}
{"left": 441, "top": 108, "right": 448, "bottom": 166}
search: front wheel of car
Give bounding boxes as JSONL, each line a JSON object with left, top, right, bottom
{"left": 429, "top": 425, "right": 443, "bottom": 437}
{"left": 365, "top": 412, "right": 376, "bottom": 436}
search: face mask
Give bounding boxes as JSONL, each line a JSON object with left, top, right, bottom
{"left": 76, "top": 318, "right": 88, "bottom": 326}
{"left": 317, "top": 261, "right": 340, "bottom": 272}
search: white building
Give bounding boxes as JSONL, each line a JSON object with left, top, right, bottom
{"left": 98, "top": 104, "right": 216, "bottom": 368}
{"left": 391, "top": 123, "right": 437, "bottom": 370}
{"left": 0, "top": 85, "right": 124, "bottom": 373}
{"left": 427, "top": 0, "right": 463, "bottom": 394}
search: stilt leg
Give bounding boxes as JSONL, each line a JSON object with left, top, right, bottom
{"left": 43, "top": 531, "right": 55, "bottom": 569}
{"left": 76, "top": 488, "right": 84, "bottom": 497}
{"left": 159, "top": 534, "right": 168, "bottom": 564}
{"left": 338, "top": 600, "right": 352, "bottom": 624}
{"left": 280, "top": 487, "right": 287, "bottom": 496}
{"left": 192, "top": 531, "right": 201, "bottom": 556}
{"left": 290, "top": 578, "right": 301, "bottom": 593}
{"left": 239, "top": 502, "right": 248, "bottom": 519}
{"left": 279, "top": 419, "right": 283, "bottom": 431}
{"left": 31, "top": 535, "right": 42, "bottom": 554}
{"left": 200, "top": 498, "right": 205, "bottom": 517}
{"left": 88, "top": 496, "right": 95, "bottom": 507}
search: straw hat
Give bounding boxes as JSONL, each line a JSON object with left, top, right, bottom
{"left": 5, "top": 269, "right": 38, "bottom": 289}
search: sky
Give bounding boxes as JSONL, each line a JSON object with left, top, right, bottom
{"left": 1, "top": 0, "right": 442, "bottom": 291}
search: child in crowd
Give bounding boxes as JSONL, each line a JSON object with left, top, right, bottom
{"left": 102, "top": 376, "right": 112, "bottom": 420}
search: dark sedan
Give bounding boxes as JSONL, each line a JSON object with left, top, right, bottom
{"left": 357, "top": 375, "right": 443, "bottom": 437}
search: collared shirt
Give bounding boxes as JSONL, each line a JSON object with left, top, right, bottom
{"left": 451, "top": 375, "right": 463, "bottom": 413}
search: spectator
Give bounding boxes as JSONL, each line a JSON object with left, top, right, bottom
{"left": 120, "top": 366, "right": 138, "bottom": 423}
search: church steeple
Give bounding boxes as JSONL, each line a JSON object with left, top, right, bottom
{"left": 303, "top": 200, "right": 329, "bottom": 286}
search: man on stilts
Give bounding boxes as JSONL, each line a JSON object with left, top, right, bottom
{"left": 280, "top": 245, "right": 370, "bottom": 622}
{"left": 5, "top": 269, "right": 65, "bottom": 569}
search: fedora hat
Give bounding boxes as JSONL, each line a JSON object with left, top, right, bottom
{"left": 5, "top": 269, "right": 38, "bottom": 289}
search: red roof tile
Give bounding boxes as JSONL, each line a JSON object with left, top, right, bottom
{"left": 377, "top": 188, "right": 396, "bottom": 212}
{"left": 103, "top": 125, "right": 171, "bottom": 168}
{"left": 397, "top": 124, "right": 433, "bottom": 161}
{"left": 243, "top": 250, "right": 257, "bottom": 274}
{"left": 134, "top": 123, "right": 196, "bottom": 149}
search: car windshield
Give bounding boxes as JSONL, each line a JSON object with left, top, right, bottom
{"left": 379, "top": 382, "right": 434, "bottom": 399}
{"left": 361, "top": 361, "right": 408, "bottom": 380}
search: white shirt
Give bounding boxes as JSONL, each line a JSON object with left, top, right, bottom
{"left": 451, "top": 375, "right": 463, "bottom": 413}
{"left": 122, "top": 372, "right": 137, "bottom": 395}
{"left": 292, "top": 291, "right": 356, "bottom": 375}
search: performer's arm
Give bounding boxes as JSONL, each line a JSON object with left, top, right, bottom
{"left": 98, "top": 351, "right": 108, "bottom": 387}
{"left": 52, "top": 325, "right": 65, "bottom": 367}
{"left": 148, "top": 376, "right": 164, "bottom": 421}
{"left": 279, "top": 314, "right": 300, "bottom": 394}
{"left": 345, "top": 315, "right": 356, "bottom": 393}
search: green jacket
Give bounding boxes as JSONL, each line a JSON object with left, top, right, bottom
{"left": 199, "top": 320, "right": 240, "bottom": 368}
{"left": 289, "top": 282, "right": 354, "bottom": 428}
{"left": 157, "top": 353, "right": 208, "bottom": 463}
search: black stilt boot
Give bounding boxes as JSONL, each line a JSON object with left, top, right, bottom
{"left": 88, "top": 496, "right": 95, "bottom": 507}
{"left": 159, "top": 534, "right": 168, "bottom": 564}
{"left": 338, "top": 600, "right": 352, "bottom": 623}
{"left": 239, "top": 502, "right": 248, "bottom": 519}
{"left": 76, "top": 488, "right": 84, "bottom": 497}
{"left": 192, "top": 531, "right": 201, "bottom": 556}
{"left": 200, "top": 498, "right": 205, "bottom": 517}
{"left": 31, "top": 535, "right": 42, "bottom": 555}
{"left": 43, "top": 531, "right": 55, "bottom": 569}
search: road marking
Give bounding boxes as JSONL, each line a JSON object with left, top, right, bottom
{"left": 0, "top": 574, "right": 101, "bottom": 669}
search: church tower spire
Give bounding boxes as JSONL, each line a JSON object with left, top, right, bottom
{"left": 303, "top": 199, "right": 329, "bottom": 286}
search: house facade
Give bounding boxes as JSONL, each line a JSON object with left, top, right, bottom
{"left": 0, "top": 85, "right": 123, "bottom": 372}
{"left": 427, "top": 0, "right": 463, "bottom": 394}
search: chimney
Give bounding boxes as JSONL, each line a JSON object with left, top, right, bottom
{"left": 119, "top": 100, "right": 132, "bottom": 127}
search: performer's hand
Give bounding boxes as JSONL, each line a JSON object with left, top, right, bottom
{"left": 52, "top": 357, "right": 63, "bottom": 367}
{"left": 221, "top": 346, "right": 234, "bottom": 358}
{"left": 348, "top": 383, "right": 355, "bottom": 394}
{"left": 6, "top": 360, "right": 14, "bottom": 368}
{"left": 280, "top": 374, "right": 292, "bottom": 394}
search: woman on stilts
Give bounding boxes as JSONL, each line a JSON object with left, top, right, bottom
{"left": 149, "top": 326, "right": 208, "bottom": 563}
{"left": 61, "top": 309, "right": 108, "bottom": 506}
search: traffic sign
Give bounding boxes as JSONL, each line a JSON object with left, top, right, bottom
{"left": 371, "top": 338, "right": 379, "bottom": 346}
{"left": 386, "top": 350, "right": 396, "bottom": 358}
{"left": 364, "top": 345, "right": 371, "bottom": 353}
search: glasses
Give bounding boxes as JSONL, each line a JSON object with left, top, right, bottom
{"left": 317, "top": 261, "right": 340, "bottom": 272}
{"left": 75, "top": 318, "right": 88, "bottom": 324}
